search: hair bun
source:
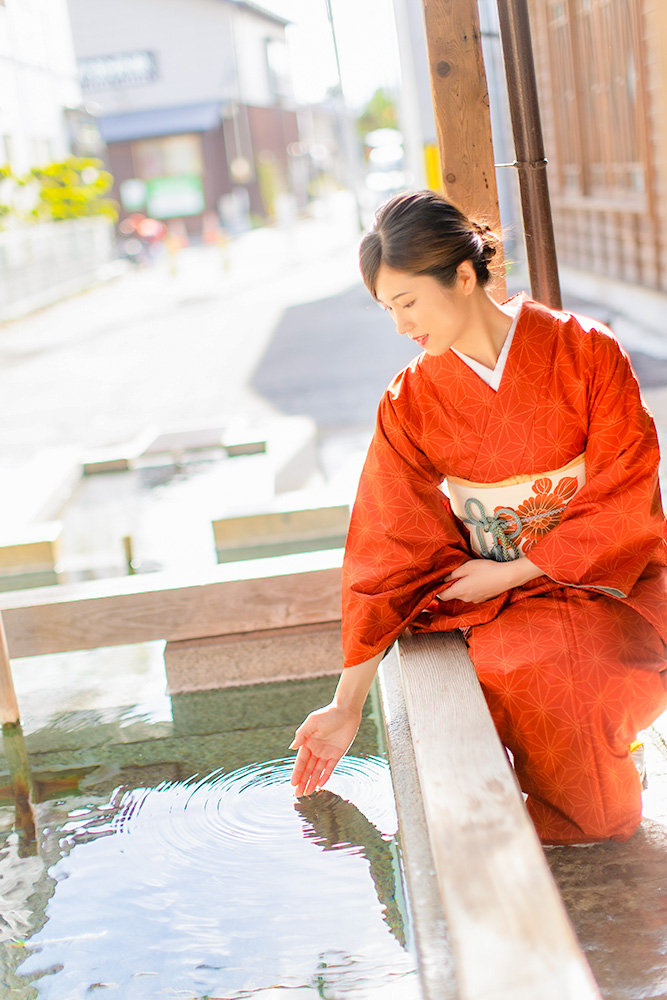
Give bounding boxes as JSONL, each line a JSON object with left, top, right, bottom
{"left": 472, "top": 220, "right": 498, "bottom": 260}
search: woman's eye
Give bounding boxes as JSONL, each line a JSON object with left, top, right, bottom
{"left": 404, "top": 301, "right": 415, "bottom": 309}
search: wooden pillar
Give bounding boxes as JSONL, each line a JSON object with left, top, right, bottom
{"left": 0, "top": 611, "right": 20, "bottom": 725}
{"left": 420, "top": 0, "right": 507, "bottom": 301}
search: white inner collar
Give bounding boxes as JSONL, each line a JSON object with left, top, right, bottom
{"left": 451, "top": 308, "right": 520, "bottom": 391}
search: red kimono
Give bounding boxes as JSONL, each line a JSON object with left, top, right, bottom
{"left": 343, "top": 295, "right": 667, "bottom": 844}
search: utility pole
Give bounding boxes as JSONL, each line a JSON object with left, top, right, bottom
{"left": 324, "top": 0, "right": 364, "bottom": 231}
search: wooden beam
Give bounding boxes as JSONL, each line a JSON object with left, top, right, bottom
{"left": 396, "top": 631, "right": 602, "bottom": 1000}
{"left": 0, "top": 565, "right": 342, "bottom": 660}
{"left": 376, "top": 647, "right": 456, "bottom": 1000}
{"left": 420, "top": 0, "right": 507, "bottom": 300}
{"left": 0, "top": 612, "right": 20, "bottom": 724}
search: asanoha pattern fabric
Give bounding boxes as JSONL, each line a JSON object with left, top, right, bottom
{"left": 342, "top": 294, "right": 667, "bottom": 843}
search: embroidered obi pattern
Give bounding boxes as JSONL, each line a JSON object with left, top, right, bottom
{"left": 446, "top": 454, "right": 586, "bottom": 562}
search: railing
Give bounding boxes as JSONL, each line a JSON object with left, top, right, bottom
{"left": 0, "top": 217, "right": 117, "bottom": 319}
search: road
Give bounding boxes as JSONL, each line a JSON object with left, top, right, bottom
{"left": 0, "top": 193, "right": 415, "bottom": 467}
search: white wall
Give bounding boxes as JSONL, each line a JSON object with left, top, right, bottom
{"left": 67, "top": 0, "right": 288, "bottom": 115}
{"left": 0, "top": 0, "right": 81, "bottom": 172}
{"left": 234, "top": 7, "right": 291, "bottom": 108}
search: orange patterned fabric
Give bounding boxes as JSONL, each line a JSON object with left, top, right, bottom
{"left": 343, "top": 294, "right": 667, "bottom": 843}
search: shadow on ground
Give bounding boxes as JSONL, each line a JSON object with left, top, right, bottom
{"left": 251, "top": 283, "right": 418, "bottom": 429}
{"left": 252, "top": 283, "right": 667, "bottom": 431}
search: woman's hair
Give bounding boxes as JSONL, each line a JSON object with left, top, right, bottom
{"left": 359, "top": 190, "right": 500, "bottom": 298}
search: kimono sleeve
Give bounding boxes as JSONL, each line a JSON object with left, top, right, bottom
{"left": 527, "top": 331, "right": 666, "bottom": 598}
{"left": 341, "top": 385, "right": 471, "bottom": 667}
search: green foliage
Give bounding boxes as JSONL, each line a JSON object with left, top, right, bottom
{"left": 356, "top": 88, "right": 398, "bottom": 140}
{"left": 29, "top": 157, "right": 118, "bottom": 222}
{"left": 0, "top": 157, "right": 118, "bottom": 227}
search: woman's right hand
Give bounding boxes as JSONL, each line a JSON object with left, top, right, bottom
{"left": 289, "top": 703, "right": 362, "bottom": 797}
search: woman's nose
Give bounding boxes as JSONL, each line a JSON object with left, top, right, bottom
{"left": 395, "top": 314, "right": 412, "bottom": 336}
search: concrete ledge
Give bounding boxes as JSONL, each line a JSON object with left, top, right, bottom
{"left": 81, "top": 417, "right": 316, "bottom": 492}
{"left": 164, "top": 621, "right": 343, "bottom": 693}
{"left": 269, "top": 415, "right": 319, "bottom": 493}
{"left": 0, "top": 449, "right": 80, "bottom": 525}
{"left": 213, "top": 504, "right": 350, "bottom": 563}
{"left": 0, "top": 521, "right": 61, "bottom": 571}
{"left": 0, "top": 521, "right": 62, "bottom": 592}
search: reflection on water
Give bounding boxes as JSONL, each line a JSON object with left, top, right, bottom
{"left": 296, "top": 789, "right": 406, "bottom": 947}
{"left": 1, "top": 724, "right": 37, "bottom": 859}
{"left": 0, "top": 743, "right": 419, "bottom": 999}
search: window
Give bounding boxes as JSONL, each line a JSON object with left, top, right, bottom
{"left": 132, "top": 134, "right": 203, "bottom": 180}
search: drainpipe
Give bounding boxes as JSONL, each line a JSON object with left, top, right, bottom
{"left": 496, "top": 0, "right": 562, "bottom": 308}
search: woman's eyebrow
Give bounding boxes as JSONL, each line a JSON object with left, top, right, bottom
{"left": 376, "top": 289, "right": 413, "bottom": 307}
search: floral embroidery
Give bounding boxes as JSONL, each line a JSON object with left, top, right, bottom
{"left": 497, "top": 475, "right": 579, "bottom": 553}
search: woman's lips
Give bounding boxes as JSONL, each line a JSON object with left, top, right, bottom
{"left": 412, "top": 335, "right": 429, "bottom": 347}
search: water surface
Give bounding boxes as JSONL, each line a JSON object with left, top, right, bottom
{"left": 0, "top": 669, "right": 420, "bottom": 999}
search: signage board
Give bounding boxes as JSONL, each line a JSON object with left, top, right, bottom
{"left": 145, "top": 175, "right": 205, "bottom": 218}
{"left": 79, "top": 51, "right": 157, "bottom": 92}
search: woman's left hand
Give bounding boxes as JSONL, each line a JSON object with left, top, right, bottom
{"left": 437, "top": 557, "right": 542, "bottom": 604}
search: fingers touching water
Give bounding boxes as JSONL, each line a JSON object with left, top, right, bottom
{"left": 289, "top": 703, "right": 362, "bottom": 797}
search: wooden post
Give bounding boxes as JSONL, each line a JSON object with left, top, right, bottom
{"left": 420, "top": 0, "right": 507, "bottom": 301}
{"left": 2, "top": 724, "right": 36, "bottom": 856}
{"left": 0, "top": 611, "right": 20, "bottom": 725}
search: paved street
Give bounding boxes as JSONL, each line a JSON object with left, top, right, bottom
{"left": 2, "top": 197, "right": 667, "bottom": 581}
{"left": 1, "top": 190, "right": 666, "bottom": 494}
{"left": 0, "top": 193, "right": 415, "bottom": 466}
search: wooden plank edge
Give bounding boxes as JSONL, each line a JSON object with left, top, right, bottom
{"left": 396, "top": 631, "right": 602, "bottom": 1000}
{"left": 376, "top": 646, "right": 457, "bottom": 1000}
{"left": 0, "top": 565, "right": 342, "bottom": 659}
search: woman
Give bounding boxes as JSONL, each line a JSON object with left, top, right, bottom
{"left": 290, "top": 191, "right": 667, "bottom": 845}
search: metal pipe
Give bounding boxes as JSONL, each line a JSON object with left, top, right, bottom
{"left": 496, "top": 0, "right": 562, "bottom": 308}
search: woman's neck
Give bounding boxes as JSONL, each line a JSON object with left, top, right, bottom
{"left": 452, "top": 288, "right": 515, "bottom": 369}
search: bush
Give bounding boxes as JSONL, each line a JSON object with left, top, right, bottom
{"left": 0, "top": 157, "right": 118, "bottom": 226}
{"left": 30, "top": 157, "right": 118, "bottom": 222}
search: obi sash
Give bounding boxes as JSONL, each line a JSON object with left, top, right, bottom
{"left": 446, "top": 454, "right": 586, "bottom": 562}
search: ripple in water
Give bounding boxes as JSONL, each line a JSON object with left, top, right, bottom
{"left": 16, "top": 756, "right": 420, "bottom": 999}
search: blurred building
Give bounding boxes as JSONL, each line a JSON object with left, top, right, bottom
{"left": 0, "top": 0, "right": 91, "bottom": 172}
{"left": 67, "top": 0, "right": 301, "bottom": 235}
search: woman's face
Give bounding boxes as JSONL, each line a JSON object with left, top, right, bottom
{"left": 374, "top": 263, "right": 474, "bottom": 356}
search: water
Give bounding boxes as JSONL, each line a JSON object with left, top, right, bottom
{"left": 0, "top": 666, "right": 421, "bottom": 1000}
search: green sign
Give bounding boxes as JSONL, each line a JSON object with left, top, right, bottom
{"left": 146, "top": 174, "right": 204, "bottom": 218}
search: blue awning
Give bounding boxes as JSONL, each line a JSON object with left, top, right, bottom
{"left": 99, "top": 102, "right": 223, "bottom": 143}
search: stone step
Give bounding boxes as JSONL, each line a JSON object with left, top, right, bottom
{"left": 212, "top": 504, "right": 349, "bottom": 563}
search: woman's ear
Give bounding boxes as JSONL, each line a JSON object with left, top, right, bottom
{"left": 456, "top": 259, "right": 478, "bottom": 296}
